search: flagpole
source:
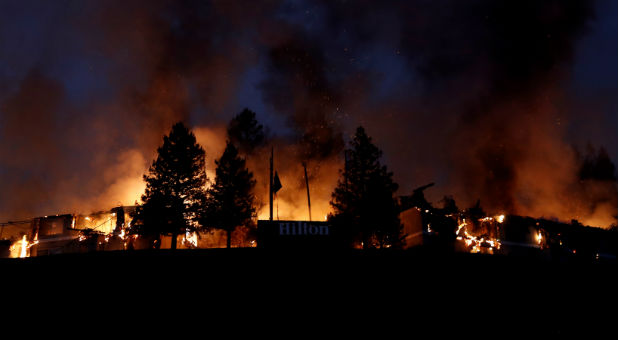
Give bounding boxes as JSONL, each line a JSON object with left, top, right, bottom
{"left": 269, "top": 146, "right": 274, "bottom": 221}
{"left": 303, "top": 162, "right": 312, "bottom": 221}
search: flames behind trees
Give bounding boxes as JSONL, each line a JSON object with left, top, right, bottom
{"left": 0, "top": 0, "right": 616, "bottom": 229}
{"left": 203, "top": 141, "right": 256, "bottom": 248}
{"left": 131, "top": 122, "right": 207, "bottom": 249}
{"left": 330, "top": 127, "right": 403, "bottom": 248}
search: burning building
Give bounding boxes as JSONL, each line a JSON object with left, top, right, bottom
{"left": 0, "top": 206, "right": 136, "bottom": 258}
{"left": 0, "top": 0, "right": 615, "bottom": 261}
{"left": 398, "top": 183, "right": 618, "bottom": 261}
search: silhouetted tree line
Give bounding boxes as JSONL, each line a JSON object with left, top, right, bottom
{"left": 576, "top": 144, "right": 618, "bottom": 226}
{"left": 129, "top": 108, "right": 407, "bottom": 249}
{"left": 128, "top": 107, "right": 618, "bottom": 252}
{"left": 130, "top": 109, "right": 261, "bottom": 249}
{"left": 578, "top": 145, "right": 617, "bottom": 181}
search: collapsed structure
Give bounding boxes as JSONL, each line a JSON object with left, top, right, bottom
{"left": 0, "top": 206, "right": 243, "bottom": 258}
{"left": 399, "top": 184, "right": 618, "bottom": 261}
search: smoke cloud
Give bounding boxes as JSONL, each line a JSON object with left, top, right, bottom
{"left": 0, "top": 0, "right": 616, "bottom": 227}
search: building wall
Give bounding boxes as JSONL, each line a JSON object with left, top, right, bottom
{"left": 399, "top": 208, "right": 424, "bottom": 249}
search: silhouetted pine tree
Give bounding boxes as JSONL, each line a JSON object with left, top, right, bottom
{"left": 132, "top": 122, "right": 207, "bottom": 249}
{"left": 203, "top": 141, "right": 256, "bottom": 248}
{"left": 440, "top": 195, "right": 459, "bottom": 215}
{"left": 577, "top": 145, "right": 618, "bottom": 224}
{"left": 330, "top": 126, "right": 402, "bottom": 249}
{"left": 579, "top": 145, "right": 617, "bottom": 181}
{"left": 227, "top": 108, "right": 266, "bottom": 155}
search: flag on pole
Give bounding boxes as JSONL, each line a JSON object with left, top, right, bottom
{"left": 273, "top": 171, "right": 282, "bottom": 194}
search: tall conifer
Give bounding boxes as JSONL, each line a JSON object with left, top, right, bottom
{"left": 330, "top": 126, "right": 402, "bottom": 249}
{"left": 204, "top": 141, "right": 256, "bottom": 248}
{"left": 132, "top": 122, "right": 207, "bottom": 249}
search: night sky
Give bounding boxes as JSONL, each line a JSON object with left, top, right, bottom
{"left": 0, "top": 0, "right": 616, "bottom": 226}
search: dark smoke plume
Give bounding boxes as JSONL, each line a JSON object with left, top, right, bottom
{"left": 260, "top": 34, "right": 344, "bottom": 160}
{"left": 0, "top": 0, "right": 615, "bottom": 227}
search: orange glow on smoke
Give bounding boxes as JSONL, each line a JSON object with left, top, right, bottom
{"left": 256, "top": 148, "right": 341, "bottom": 221}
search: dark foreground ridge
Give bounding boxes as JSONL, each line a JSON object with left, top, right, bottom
{"left": 3, "top": 246, "right": 615, "bottom": 277}
{"left": 2, "top": 248, "right": 616, "bottom": 335}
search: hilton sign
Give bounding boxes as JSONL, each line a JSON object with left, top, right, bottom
{"left": 278, "top": 221, "right": 329, "bottom": 236}
{"left": 257, "top": 220, "right": 336, "bottom": 248}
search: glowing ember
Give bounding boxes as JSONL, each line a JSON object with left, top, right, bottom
{"left": 184, "top": 231, "right": 198, "bottom": 248}
{"left": 18, "top": 235, "right": 28, "bottom": 258}
{"left": 536, "top": 230, "right": 543, "bottom": 245}
{"left": 456, "top": 222, "right": 466, "bottom": 235}
{"left": 496, "top": 215, "right": 505, "bottom": 223}
{"left": 455, "top": 217, "right": 502, "bottom": 254}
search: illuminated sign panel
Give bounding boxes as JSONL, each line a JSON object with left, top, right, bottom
{"left": 257, "top": 220, "right": 336, "bottom": 249}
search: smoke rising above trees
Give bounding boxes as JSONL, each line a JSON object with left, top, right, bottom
{"left": 0, "top": 0, "right": 616, "bottom": 228}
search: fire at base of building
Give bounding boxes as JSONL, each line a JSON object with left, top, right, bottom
{"left": 0, "top": 206, "right": 254, "bottom": 258}
{"left": 1, "top": 201, "right": 617, "bottom": 262}
{"left": 398, "top": 205, "right": 618, "bottom": 262}
{"left": 396, "top": 182, "right": 618, "bottom": 261}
